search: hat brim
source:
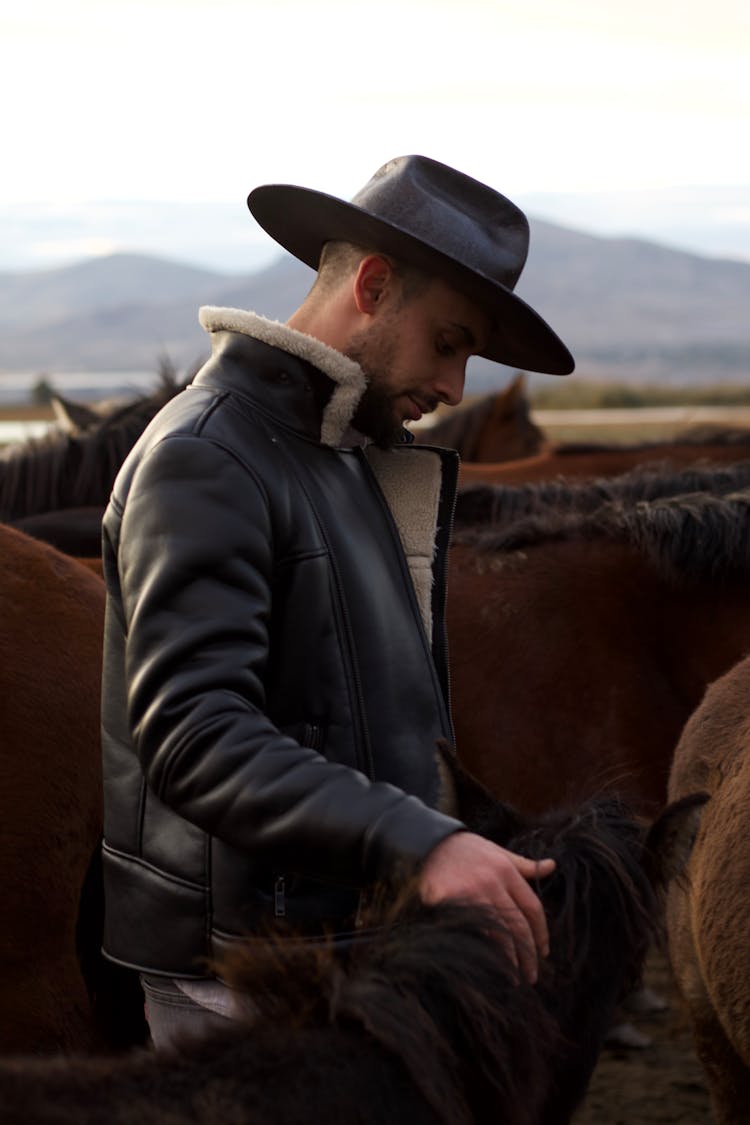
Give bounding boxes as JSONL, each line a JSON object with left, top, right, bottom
{"left": 248, "top": 184, "right": 574, "bottom": 376}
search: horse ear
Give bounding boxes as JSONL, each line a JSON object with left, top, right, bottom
{"left": 489, "top": 372, "right": 528, "bottom": 423}
{"left": 437, "top": 739, "right": 521, "bottom": 839}
{"left": 642, "top": 792, "right": 709, "bottom": 889}
{"left": 51, "top": 393, "right": 101, "bottom": 436}
{"left": 503, "top": 371, "right": 527, "bottom": 408}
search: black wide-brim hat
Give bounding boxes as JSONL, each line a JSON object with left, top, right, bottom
{"left": 247, "top": 155, "right": 574, "bottom": 375}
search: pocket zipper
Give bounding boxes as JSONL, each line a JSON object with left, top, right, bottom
{"left": 274, "top": 875, "right": 286, "bottom": 917}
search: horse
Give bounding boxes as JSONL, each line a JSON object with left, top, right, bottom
{"left": 458, "top": 426, "right": 750, "bottom": 486}
{"left": 0, "top": 370, "right": 185, "bottom": 522}
{"left": 448, "top": 486, "right": 750, "bottom": 818}
{"left": 0, "top": 525, "right": 107, "bottom": 1053}
{"left": 666, "top": 653, "right": 750, "bottom": 1124}
{"left": 0, "top": 782, "right": 702, "bottom": 1125}
{"left": 414, "top": 373, "right": 548, "bottom": 462}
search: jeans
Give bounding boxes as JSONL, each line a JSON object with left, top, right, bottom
{"left": 140, "top": 975, "right": 234, "bottom": 1050}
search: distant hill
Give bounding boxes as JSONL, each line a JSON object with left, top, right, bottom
{"left": 0, "top": 221, "right": 748, "bottom": 386}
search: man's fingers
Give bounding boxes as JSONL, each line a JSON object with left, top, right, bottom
{"left": 418, "top": 833, "right": 556, "bottom": 981}
{"left": 493, "top": 903, "right": 538, "bottom": 984}
{"left": 510, "top": 875, "right": 551, "bottom": 958}
{"left": 509, "top": 854, "right": 556, "bottom": 881}
{"left": 515, "top": 928, "right": 538, "bottom": 985}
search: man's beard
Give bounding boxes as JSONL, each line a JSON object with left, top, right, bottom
{"left": 350, "top": 381, "right": 405, "bottom": 448}
{"left": 344, "top": 324, "right": 407, "bottom": 449}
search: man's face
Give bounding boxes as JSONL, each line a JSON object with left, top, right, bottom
{"left": 344, "top": 276, "right": 492, "bottom": 447}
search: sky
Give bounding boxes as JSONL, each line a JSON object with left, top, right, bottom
{"left": 2, "top": 0, "right": 749, "bottom": 272}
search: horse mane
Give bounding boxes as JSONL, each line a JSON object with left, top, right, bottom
{"left": 219, "top": 792, "right": 657, "bottom": 1124}
{"left": 556, "top": 424, "right": 750, "bottom": 456}
{"left": 454, "top": 486, "right": 750, "bottom": 583}
{"left": 0, "top": 372, "right": 187, "bottom": 520}
{"left": 217, "top": 893, "right": 556, "bottom": 1125}
{"left": 509, "top": 797, "right": 655, "bottom": 991}
{"left": 454, "top": 458, "right": 750, "bottom": 527}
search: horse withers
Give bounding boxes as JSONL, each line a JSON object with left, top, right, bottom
{"left": 666, "top": 652, "right": 750, "bottom": 1124}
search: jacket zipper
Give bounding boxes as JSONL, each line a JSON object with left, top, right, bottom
{"left": 274, "top": 875, "right": 286, "bottom": 917}
{"left": 431, "top": 448, "right": 459, "bottom": 748}
{"left": 304, "top": 723, "right": 323, "bottom": 753}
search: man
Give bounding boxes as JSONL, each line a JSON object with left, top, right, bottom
{"left": 100, "top": 155, "right": 574, "bottom": 1047}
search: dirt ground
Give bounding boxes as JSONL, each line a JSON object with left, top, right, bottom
{"left": 574, "top": 949, "right": 713, "bottom": 1123}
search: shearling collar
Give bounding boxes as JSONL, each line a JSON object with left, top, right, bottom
{"left": 199, "top": 307, "right": 367, "bottom": 448}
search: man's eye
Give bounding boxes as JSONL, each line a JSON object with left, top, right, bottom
{"left": 436, "top": 338, "right": 456, "bottom": 357}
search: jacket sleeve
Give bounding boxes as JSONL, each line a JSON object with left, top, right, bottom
{"left": 117, "top": 432, "right": 463, "bottom": 887}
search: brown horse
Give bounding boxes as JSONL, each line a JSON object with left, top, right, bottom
{"left": 458, "top": 426, "right": 750, "bottom": 486}
{"left": 414, "top": 373, "right": 547, "bottom": 462}
{"left": 0, "top": 787, "right": 700, "bottom": 1125}
{"left": 0, "top": 526, "right": 106, "bottom": 1053}
{"left": 666, "top": 653, "right": 750, "bottom": 1124}
{"left": 448, "top": 487, "right": 750, "bottom": 818}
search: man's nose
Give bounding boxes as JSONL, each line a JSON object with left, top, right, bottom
{"left": 434, "top": 363, "right": 467, "bottom": 407}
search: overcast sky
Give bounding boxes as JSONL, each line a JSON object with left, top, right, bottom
{"left": 3, "top": 0, "right": 749, "bottom": 270}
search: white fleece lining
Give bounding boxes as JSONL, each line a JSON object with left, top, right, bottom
{"left": 199, "top": 307, "right": 367, "bottom": 447}
{"left": 365, "top": 446, "right": 443, "bottom": 643}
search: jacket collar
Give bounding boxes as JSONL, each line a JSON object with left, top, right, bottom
{"left": 199, "top": 307, "right": 367, "bottom": 448}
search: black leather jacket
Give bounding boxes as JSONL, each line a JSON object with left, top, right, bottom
{"left": 101, "top": 310, "right": 463, "bottom": 977}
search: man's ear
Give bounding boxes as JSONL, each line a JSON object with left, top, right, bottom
{"left": 353, "top": 254, "right": 394, "bottom": 314}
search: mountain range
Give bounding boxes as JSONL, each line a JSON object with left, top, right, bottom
{"left": 1, "top": 218, "right": 748, "bottom": 387}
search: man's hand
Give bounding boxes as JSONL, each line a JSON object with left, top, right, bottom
{"left": 418, "top": 831, "right": 555, "bottom": 984}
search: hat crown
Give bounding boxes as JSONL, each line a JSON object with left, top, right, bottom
{"left": 350, "top": 155, "right": 529, "bottom": 291}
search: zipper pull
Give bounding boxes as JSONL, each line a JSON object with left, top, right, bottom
{"left": 274, "top": 875, "right": 286, "bottom": 917}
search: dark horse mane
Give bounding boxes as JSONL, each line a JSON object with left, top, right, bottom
{"left": 455, "top": 457, "right": 750, "bottom": 527}
{"left": 458, "top": 790, "right": 658, "bottom": 995}
{"left": 454, "top": 484, "right": 750, "bottom": 583}
{"left": 0, "top": 373, "right": 187, "bottom": 520}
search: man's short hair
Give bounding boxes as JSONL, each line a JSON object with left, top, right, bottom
{"left": 313, "top": 240, "right": 431, "bottom": 306}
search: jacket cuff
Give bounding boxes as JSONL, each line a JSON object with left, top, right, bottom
{"left": 362, "top": 794, "right": 465, "bottom": 884}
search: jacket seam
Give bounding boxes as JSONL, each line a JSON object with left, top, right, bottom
{"left": 134, "top": 429, "right": 274, "bottom": 517}
{"left": 102, "top": 841, "right": 207, "bottom": 893}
